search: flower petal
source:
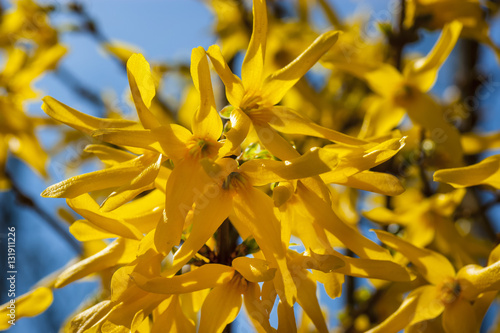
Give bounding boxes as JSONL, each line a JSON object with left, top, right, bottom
{"left": 206, "top": 45, "right": 245, "bottom": 106}
{"left": 338, "top": 171, "right": 405, "bottom": 196}
{"left": 165, "top": 187, "right": 232, "bottom": 274}
{"left": 404, "top": 21, "right": 463, "bottom": 92}
{"left": 0, "top": 287, "right": 53, "bottom": 329}
{"left": 126, "top": 53, "right": 160, "bottom": 129}
{"left": 366, "top": 285, "right": 444, "bottom": 333}
{"left": 433, "top": 154, "right": 500, "bottom": 189}
{"left": 154, "top": 160, "right": 220, "bottom": 256}
{"left": 100, "top": 154, "right": 163, "bottom": 212}
{"left": 262, "top": 31, "right": 340, "bottom": 105}
{"left": 55, "top": 238, "right": 139, "bottom": 288}
{"left": 243, "top": 282, "right": 275, "bottom": 333}
{"left": 190, "top": 46, "right": 223, "bottom": 140}
{"left": 41, "top": 153, "right": 157, "bottom": 199}
{"left": 374, "top": 229, "right": 455, "bottom": 285}
{"left": 199, "top": 276, "right": 244, "bottom": 333}
{"left": 241, "top": 0, "right": 267, "bottom": 93}
{"left": 401, "top": 89, "right": 463, "bottom": 167}
{"left": 297, "top": 182, "right": 392, "bottom": 260}
{"left": 267, "top": 106, "right": 369, "bottom": 146}
{"left": 327, "top": 62, "right": 404, "bottom": 98}
{"left": 330, "top": 253, "right": 412, "bottom": 282}
{"left": 151, "top": 296, "right": 195, "bottom": 333}
{"left": 131, "top": 264, "right": 234, "bottom": 294}
{"left": 442, "top": 298, "right": 476, "bottom": 333}
{"left": 456, "top": 261, "right": 500, "bottom": 300}
{"left": 91, "top": 128, "right": 165, "bottom": 155}
{"left": 232, "top": 186, "right": 297, "bottom": 306}
{"left": 219, "top": 107, "right": 252, "bottom": 156}
{"left": 42, "top": 96, "right": 139, "bottom": 135}
{"left": 67, "top": 194, "right": 143, "bottom": 240}
{"left": 295, "top": 274, "right": 329, "bottom": 333}
{"left": 232, "top": 257, "right": 276, "bottom": 283}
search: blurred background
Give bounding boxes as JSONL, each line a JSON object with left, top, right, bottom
{"left": 1, "top": 0, "right": 499, "bottom": 332}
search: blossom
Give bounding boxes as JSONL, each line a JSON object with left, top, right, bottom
{"left": 328, "top": 21, "right": 464, "bottom": 167}
{"left": 368, "top": 230, "right": 500, "bottom": 332}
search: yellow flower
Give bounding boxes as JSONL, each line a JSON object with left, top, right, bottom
{"left": 328, "top": 21, "right": 464, "bottom": 167}
{"left": 405, "top": 0, "right": 500, "bottom": 59}
{"left": 364, "top": 188, "right": 489, "bottom": 265}
{"left": 206, "top": 0, "right": 368, "bottom": 162}
{"left": 368, "top": 230, "right": 500, "bottom": 332}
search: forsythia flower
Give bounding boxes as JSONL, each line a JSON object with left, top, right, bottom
{"left": 6, "top": 0, "right": 500, "bottom": 331}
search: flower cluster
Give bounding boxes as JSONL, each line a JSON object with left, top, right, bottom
{"left": 1, "top": 0, "right": 500, "bottom": 332}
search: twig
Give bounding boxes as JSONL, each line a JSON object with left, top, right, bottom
{"left": 55, "top": 66, "right": 105, "bottom": 109}
{"left": 6, "top": 170, "right": 82, "bottom": 254}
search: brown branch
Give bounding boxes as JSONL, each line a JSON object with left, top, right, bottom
{"left": 6, "top": 170, "right": 82, "bottom": 254}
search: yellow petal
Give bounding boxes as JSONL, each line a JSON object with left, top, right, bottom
{"left": 254, "top": 123, "right": 301, "bottom": 160}
{"left": 311, "top": 271, "right": 344, "bottom": 299}
{"left": 239, "top": 149, "right": 338, "bottom": 186}
{"left": 41, "top": 153, "right": 156, "bottom": 198}
{"left": 241, "top": 0, "right": 267, "bottom": 93}
{"left": 295, "top": 274, "right": 329, "bottom": 333}
{"left": 206, "top": 45, "right": 245, "bottom": 106}
{"left": 151, "top": 124, "right": 192, "bottom": 163}
{"left": 442, "top": 298, "right": 476, "bottom": 333}
{"left": 320, "top": 137, "right": 406, "bottom": 185}
{"left": 151, "top": 295, "right": 195, "bottom": 333}
{"left": 100, "top": 154, "right": 163, "bottom": 212}
{"left": 0, "top": 287, "right": 53, "bottom": 330}
{"left": 338, "top": 171, "right": 405, "bottom": 196}
{"left": 42, "top": 96, "right": 139, "bottom": 135}
{"left": 154, "top": 160, "right": 215, "bottom": 255}
{"left": 126, "top": 53, "right": 160, "bottom": 129}
{"left": 131, "top": 264, "right": 234, "bottom": 294}
{"left": 91, "top": 128, "right": 165, "bottom": 155}
{"left": 55, "top": 238, "right": 139, "bottom": 288}
{"left": 69, "top": 219, "right": 118, "bottom": 241}
{"left": 219, "top": 107, "right": 252, "bottom": 156}
{"left": 166, "top": 187, "right": 232, "bottom": 274}
{"left": 199, "top": 276, "right": 244, "bottom": 333}
{"left": 66, "top": 300, "right": 113, "bottom": 333}
{"left": 277, "top": 301, "right": 297, "bottom": 333}
{"left": 400, "top": 89, "right": 463, "bottom": 167}
{"left": 83, "top": 144, "right": 136, "bottom": 167}
{"left": 232, "top": 257, "right": 276, "bottom": 283}
{"left": 330, "top": 253, "right": 412, "bottom": 282}
{"left": 190, "top": 46, "right": 223, "bottom": 140}
{"left": 67, "top": 194, "right": 143, "bottom": 240}
{"left": 268, "top": 106, "right": 369, "bottom": 146}
{"left": 297, "top": 182, "right": 392, "bottom": 260}
{"left": 262, "top": 31, "right": 339, "bottom": 105}
{"left": 374, "top": 229, "right": 455, "bottom": 285}
{"left": 404, "top": 21, "right": 463, "bottom": 92}
{"left": 366, "top": 285, "right": 444, "bottom": 333}
{"left": 328, "top": 62, "right": 405, "bottom": 98}
{"left": 461, "top": 132, "right": 500, "bottom": 154}
{"left": 232, "top": 186, "right": 297, "bottom": 306}
{"left": 243, "top": 282, "right": 275, "bottom": 333}
{"left": 433, "top": 154, "right": 500, "bottom": 189}
{"left": 101, "top": 292, "right": 165, "bottom": 332}
{"left": 456, "top": 261, "right": 500, "bottom": 300}
{"left": 289, "top": 251, "right": 345, "bottom": 273}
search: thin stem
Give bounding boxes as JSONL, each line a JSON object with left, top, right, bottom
{"left": 55, "top": 66, "right": 105, "bottom": 109}
{"left": 6, "top": 171, "right": 81, "bottom": 254}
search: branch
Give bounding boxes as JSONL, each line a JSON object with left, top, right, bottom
{"left": 6, "top": 170, "right": 82, "bottom": 254}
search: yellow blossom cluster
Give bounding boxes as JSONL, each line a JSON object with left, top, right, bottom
{"left": 1, "top": 0, "right": 500, "bottom": 332}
